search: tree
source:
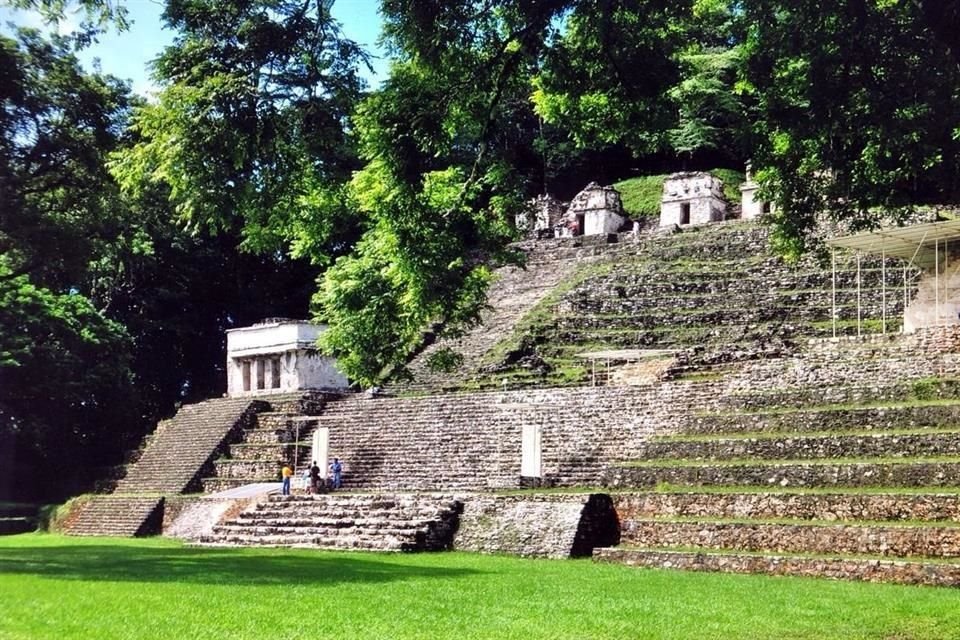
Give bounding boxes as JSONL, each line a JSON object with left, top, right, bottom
{"left": 742, "top": 0, "right": 960, "bottom": 257}
{"left": 315, "top": 1, "right": 570, "bottom": 384}
{"left": 0, "top": 29, "right": 138, "bottom": 499}
{"left": 532, "top": 0, "right": 687, "bottom": 156}
{"left": 111, "top": 0, "right": 367, "bottom": 260}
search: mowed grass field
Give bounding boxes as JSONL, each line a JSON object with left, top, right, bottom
{"left": 2, "top": 534, "right": 960, "bottom": 640}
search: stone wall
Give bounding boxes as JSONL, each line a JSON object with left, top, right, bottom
{"left": 612, "top": 491, "right": 960, "bottom": 523}
{"left": 660, "top": 172, "right": 727, "bottom": 226}
{"left": 453, "top": 493, "right": 620, "bottom": 558}
{"left": 317, "top": 381, "right": 724, "bottom": 491}
{"left": 593, "top": 548, "right": 960, "bottom": 588}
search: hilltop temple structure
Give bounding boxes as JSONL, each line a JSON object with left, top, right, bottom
{"left": 518, "top": 166, "right": 776, "bottom": 239}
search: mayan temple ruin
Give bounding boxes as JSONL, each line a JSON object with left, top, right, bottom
{"left": 59, "top": 171, "right": 960, "bottom": 587}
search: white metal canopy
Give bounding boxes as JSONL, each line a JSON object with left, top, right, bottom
{"left": 825, "top": 219, "right": 960, "bottom": 269}
{"left": 575, "top": 349, "right": 677, "bottom": 361}
{"left": 824, "top": 219, "right": 960, "bottom": 338}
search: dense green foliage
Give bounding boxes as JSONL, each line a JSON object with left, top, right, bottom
{"left": 1, "top": 24, "right": 320, "bottom": 501}
{"left": 3, "top": 535, "right": 960, "bottom": 639}
{"left": 6, "top": 0, "right": 960, "bottom": 497}
{"left": 0, "top": 29, "right": 139, "bottom": 497}
{"left": 743, "top": 0, "right": 960, "bottom": 257}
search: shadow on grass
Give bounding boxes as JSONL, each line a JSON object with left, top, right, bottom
{"left": 0, "top": 542, "right": 480, "bottom": 586}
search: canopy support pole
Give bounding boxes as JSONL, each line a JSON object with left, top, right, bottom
{"left": 937, "top": 238, "right": 941, "bottom": 327}
{"left": 903, "top": 263, "right": 908, "bottom": 334}
{"left": 831, "top": 248, "right": 837, "bottom": 339}
{"left": 856, "top": 251, "right": 862, "bottom": 337}
{"left": 882, "top": 247, "right": 887, "bottom": 334}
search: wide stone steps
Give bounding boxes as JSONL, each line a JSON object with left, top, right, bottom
{"left": 198, "top": 494, "right": 462, "bottom": 551}
{"left": 604, "top": 459, "right": 960, "bottom": 489}
{"left": 640, "top": 429, "right": 960, "bottom": 461}
{"left": 200, "top": 532, "right": 424, "bottom": 550}
{"left": 593, "top": 547, "right": 960, "bottom": 588}
{"left": 621, "top": 517, "right": 960, "bottom": 558}
{"left": 687, "top": 404, "right": 960, "bottom": 435}
{"left": 64, "top": 496, "right": 163, "bottom": 537}
{"left": 614, "top": 490, "right": 960, "bottom": 522}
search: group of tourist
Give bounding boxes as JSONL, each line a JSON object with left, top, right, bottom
{"left": 280, "top": 458, "right": 343, "bottom": 495}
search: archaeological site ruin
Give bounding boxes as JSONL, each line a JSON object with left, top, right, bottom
{"left": 61, "top": 172, "right": 960, "bottom": 588}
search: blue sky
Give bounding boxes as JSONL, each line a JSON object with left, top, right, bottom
{"left": 0, "top": 0, "right": 388, "bottom": 96}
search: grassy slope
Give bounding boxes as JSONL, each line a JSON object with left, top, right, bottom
{"left": 615, "top": 168, "right": 745, "bottom": 217}
{"left": 1, "top": 534, "right": 959, "bottom": 640}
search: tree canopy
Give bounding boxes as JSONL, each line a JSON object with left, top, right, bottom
{"left": 6, "top": 0, "right": 960, "bottom": 499}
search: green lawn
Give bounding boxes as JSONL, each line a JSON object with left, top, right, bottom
{"left": 2, "top": 534, "right": 960, "bottom": 639}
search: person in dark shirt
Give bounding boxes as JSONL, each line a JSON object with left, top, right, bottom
{"left": 309, "top": 460, "right": 320, "bottom": 494}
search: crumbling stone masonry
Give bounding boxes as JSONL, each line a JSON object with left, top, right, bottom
{"left": 660, "top": 172, "right": 727, "bottom": 227}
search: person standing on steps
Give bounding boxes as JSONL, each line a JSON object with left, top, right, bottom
{"left": 281, "top": 464, "right": 293, "bottom": 496}
{"left": 330, "top": 458, "right": 343, "bottom": 490}
{"left": 310, "top": 460, "right": 321, "bottom": 494}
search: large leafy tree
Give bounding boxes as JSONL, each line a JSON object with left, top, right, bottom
{"left": 0, "top": 29, "right": 137, "bottom": 499}
{"left": 315, "top": 0, "right": 570, "bottom": 384}
{"left": 112, "top": 0, "right": 367, "bottom": 258}
{"left": 743, "top": 0, "right": 960, "bottom": 257}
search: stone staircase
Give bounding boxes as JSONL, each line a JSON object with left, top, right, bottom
{"left": 114, "top": 396, "right": 266, "bottom": 494}
{"left": 596, "top": 388, "right": 960, "bottom": 587}
{"left": 200, "top": 409, "right": 323, "bottom": 493}
{"left": 198, "top": 493, "right": 463, "bottom": 551}
{"left": 64, "top": 393, "right": 326, "bottom": 537}
{"left": 393, "top": 237, "right": 611, "bottom": 393}
{"left": 64, "top": 496, "right": 164, "bottom": 537}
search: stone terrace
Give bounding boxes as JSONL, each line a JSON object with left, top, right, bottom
{"left": 595, "top": 328, "right": 960, "bottom": 587}
{"left": 402, "top": 221, "right": 918, "bottom": 392}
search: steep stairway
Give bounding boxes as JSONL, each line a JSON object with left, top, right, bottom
{"left": 198, "top": 493, "right": 463, "bottom": 551}
{"left": 114, "top": 396, "right": 266, "bottom": 494}
{"left": 394, "top": 234, "right": 633, "bottom": 393}
{"left": 596, "top": 391, "right": 960, "bottom": 587}
{"left": 64, "top": 496, "right": 164, "bottom": 537}
{"left": 64, "top": 393, "right": 326, "bottom": 537}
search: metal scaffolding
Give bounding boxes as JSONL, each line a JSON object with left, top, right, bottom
{"left": 825, "top": 219, "right": 960, "bottom": 334}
